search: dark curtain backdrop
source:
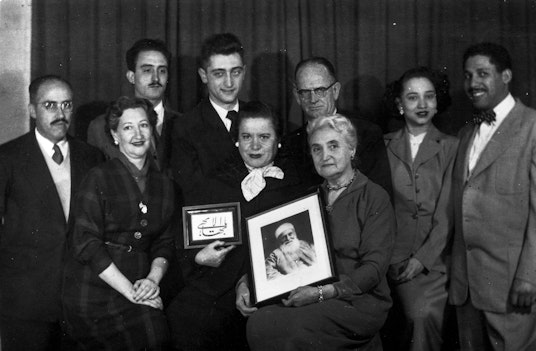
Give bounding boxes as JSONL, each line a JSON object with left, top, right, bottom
{"left": 32, "top": 0, "right": 536, "bottom": 135}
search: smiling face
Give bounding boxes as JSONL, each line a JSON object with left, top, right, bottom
{"left": 238, "top": 117, "right": 278, "bottom": 169}
{"left": 126, "top": 50, "right": 168, "bottom": 106}
{"left": 309, "top": 127, "right": 355, "bottom": 184}
{"left": 397, "top": 77, "right": 437, "bottom": 130}
{"left": 198, "top": 53, "right": 246, "bottom": 110}
{"left": 464, "top": 54, "right": 511, "bottom": 111}
{"left": 111, "top": 107, "right": 152, "bottom": 164}
{"left": 29, "top": 80, "right": 73, "bottom": 143}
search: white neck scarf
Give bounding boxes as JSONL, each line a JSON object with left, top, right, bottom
{"left": 241, "top": 163, "right": 284, "bottom": 201}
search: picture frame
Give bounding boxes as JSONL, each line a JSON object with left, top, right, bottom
{"left": 182, "top": 202, "right": 241, "bottom": 249}
{"left": 246, "top": 190, "right": 335, "bottom": 305}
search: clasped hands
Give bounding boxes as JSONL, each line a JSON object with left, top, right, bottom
{"left": 128, "top": 278, "right": 163, "bottom": 310}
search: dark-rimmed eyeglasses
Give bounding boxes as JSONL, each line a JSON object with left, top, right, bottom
{"left": 39, "top": 101, "right": 74, "bottom": 113}
{"left": 296, "top": 82, "right": 336, "bottom": 100}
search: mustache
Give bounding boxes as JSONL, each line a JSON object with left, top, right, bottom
{"left": 51, "top": 118, "right": 69, "bottom": 125}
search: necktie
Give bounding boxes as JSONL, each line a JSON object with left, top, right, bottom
{"left": 226, "top": 110, "right": 238, "bottom": 133}
{"left": 52, "top": 144, "right": 64, "bottom": 164}
{"left": 472, "top": 109, "right": 496, "bottom": 125}
{"left": 241, "top": 166, "right": 284, "bottom": 201}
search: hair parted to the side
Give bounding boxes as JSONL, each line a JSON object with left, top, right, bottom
{"left": 463, "top": 42, "right": 512, "bottom": 73}
{"left": 232, "top": 101, "right": 281, "bottom": 142}
{"left": 29, "top": 75, "right": 72, "bottom": 104}
{"left": 199, "top": 33, "right": 244, "bottom": 70}
{"left": 294, "top": 57, "right": 337, "bottom": 81}
{"left": 383, "top": 66, "right": 452, "bottom": 119}
{"left": 105, "top": 96, "right": 157, "bottom": 142}
{"left": 126, "top": 38, "right": 172, "bottom": 72}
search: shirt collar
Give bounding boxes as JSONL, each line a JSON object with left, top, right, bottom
{"left": 35, "top": 129, "right": 68, "bottom": 157}
{"left": 492, "top": 93, "right": 515, "bottom": 125}
{"left": 154, "top": 100, "right": 164, "bottom": 121}
{"left": 209, "top": 98, "right": 239, "bottom": 119}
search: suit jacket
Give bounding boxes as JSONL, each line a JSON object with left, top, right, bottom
{"left": 280, "top": 114, "right": 393, "bottom": 197}
{"left": 0, "top": 132, "right": 103, "bottom": 321}
{"left": 87, "top": 106, "right": 180, "bottom": 174}
{"left": 170, "top": 98, "right": 240, "bottom": 201}
{"left": 449, "top": 100, "right": 536, "bottom": 313}
{"left": 384, "top": 125, "right": 457, "bottom": 273}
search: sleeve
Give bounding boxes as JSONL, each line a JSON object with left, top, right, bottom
{"left": 414, "top": 139, "right": 458, "bottom": 271}
{"left": 333, "top": 187, "right": 395, "bottom": 298}
{"left": 70, "top": 169, "right": 113, "bottom": 275}
{"left": 265, "top": 251, "right": 282, "bottom": 281}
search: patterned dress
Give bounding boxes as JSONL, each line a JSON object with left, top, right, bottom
{"left": 63, "top": 156, "right": 175, "bottom": 350}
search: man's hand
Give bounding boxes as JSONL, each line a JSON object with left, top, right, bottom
{"left": 396, "top": 257, "right": 424, "bottom": 283}
{"left": 510, "top": 278, "right": 536, "bottom": 308}
{"left": 195, "top": 240, "right": 235, "bottom": 267}
{"left": 282, "top": 286, "right": 319, "bottom": 307}
{"left": 235, "top": 280, "right": 258, "bottom": 317}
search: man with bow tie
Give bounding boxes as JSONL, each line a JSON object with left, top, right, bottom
{"left": 449, "top": 42, "right": 536, "bottom": 350}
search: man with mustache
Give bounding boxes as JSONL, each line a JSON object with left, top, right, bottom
{"left": 265, "top": 222, "right": 316, "bottom": 281}
{"left": 170, "top": 33, "right": 246, "bottom": 202}
{"left": 87, "top": 38, "right": 179, "bottom": 174}
{"left": 449, "top": 42, "right": 536, "bottom": 350}
{"left": 0, "top": 75, "right": 102, "bottom": 350}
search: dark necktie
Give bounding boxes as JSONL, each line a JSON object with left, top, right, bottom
{"left": 52, "top": 144, "right": 64, "bottom": 165}
{"left": 472, "top": 109, "right": 496, "bottom": 125}
{"left": 226, "top": 110, "right": 238, "bottom": 133}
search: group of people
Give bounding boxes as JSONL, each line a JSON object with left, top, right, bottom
{"left": 0, "top": 30, "right": 534, "bottom": 351}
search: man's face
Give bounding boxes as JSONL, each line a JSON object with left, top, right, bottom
{"left": 198, "top": 53, "right": 246, "bottom": 110}
{"left": 127, "top": 50, "right": 168, "bottom": 105}
{"left": 464, "top": 54, "right": 511, "bottom": 111}
{"left": 294, "top": 64, "right": 340, "bottom": 122}
{"left": 277, "top": 227, "right": 297, "bottom": 247}
{"left": 29, "top": 80, "right": 73, "bottom": 143}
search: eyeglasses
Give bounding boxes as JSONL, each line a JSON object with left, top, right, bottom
{"left": 296, "top": 82, "right": 337, "bottom": 100}
{"left": 39, "top": 101, "right": 74, "bottom": 113}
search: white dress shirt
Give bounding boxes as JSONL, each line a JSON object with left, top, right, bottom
{"left": 154, "top": 101, "right": 165, "bottom": 136}
{"left": 209, "top": 98, "right": 239, "bottom": 132}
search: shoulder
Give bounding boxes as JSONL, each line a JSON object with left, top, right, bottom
{"left": 351, "top": 173, "right": 392, "bottom": 209}
{"left": 0, "top": 132, "right": 33, "bottom": 155}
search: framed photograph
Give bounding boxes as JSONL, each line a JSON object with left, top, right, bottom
{"left": 182, "top": 202, "right": 241, "bottom": 249}
{"left": 246, "top": 191, "right": 335, "bottom": 305}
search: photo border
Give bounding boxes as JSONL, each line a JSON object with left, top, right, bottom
{"left": 246, "top": 190, "right": 335, "bottom": 305}
{"left": 182, "top": 202, "right": 242, "bottom": 249}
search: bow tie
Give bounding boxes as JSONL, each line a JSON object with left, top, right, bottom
{"left": 472, "top": 109, "right": 496, "bottom": 125}
{"left": 241, "top": 166, "right": 284, "bottom": 202}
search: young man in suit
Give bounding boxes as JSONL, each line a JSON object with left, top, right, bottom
{"left": 449, "top": 42, "right": 536, "bottom": 350}
{"left": 0, "top": 75, "right": 103, "bottom": 350}
{"left": 87, "top": 38, "right": 180, "bottom": 174}
{"left": 170, "top": 33, "right": 246, "bottom": 201}
{"left": 281, "top": 57, "right": 392, "bottom": 196}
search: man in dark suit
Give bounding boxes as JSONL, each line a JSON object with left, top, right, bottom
{"left": 449, "top": 42, "right": 536, "bottom": 350}
{"left": 0, "top": 75, "right": 103, "bottom": 350}
{"left": 281, "top": 57, "right": 392, "bottom": 196}
{"left": 87, "top": 38, "right": 180, "bottom": 174}
{"left": 170, "top": 33, "right": 246, "bottom": 201}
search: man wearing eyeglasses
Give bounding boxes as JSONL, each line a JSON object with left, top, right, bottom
{"left": 0, "top": 75, "right": 103, "bottom": 350}
{"left": 282, "top": 57, "right": 392, "bottom": 196}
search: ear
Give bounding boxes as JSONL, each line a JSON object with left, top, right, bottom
{"left": 292, "top": 85, "right": 302, "bottom": 106}
{"left": 29, "top": 103, "right": 36, "bottom": 119}
{"left": 501, "top": 68, "right": 512, "bottom": 85}
{"left": 198, "top": 67, "right": 208, "bottom": 84}
{"left": 331, "top": 81, "right": 342, "bottom": 101}
{"left": 126, "top": 71, "right": 135, "bottom": 85}
{"left": 110, "top": 129, "right": 119, "bottom": 144}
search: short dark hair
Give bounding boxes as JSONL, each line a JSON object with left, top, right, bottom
{"left": 105, "top": 96, "right": 157, "bottom": 142}
{"left": 29, "top": 75, "right": 72, "bottom": 104}
{"left": 383, "top": 66, "right": 452, "bottom": 118}
{"left": 126, "top": 38, "right": 172, "bottom": 72}
{"left": 463, "top": 42, "right": 512, "bottom": 73}
{"left": 199, "top": 33, "right": 244, "bottom": 70}
{"left": 294, "top": 57, "right": 337, "bottom": 82}
{"left": 232, "top": 101, "right": 281, "bottom": 142}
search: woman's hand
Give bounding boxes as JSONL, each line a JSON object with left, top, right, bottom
{"left": 133, "top": 278, "right": 160, "bottom": 301}
{"left": 396, "top": 257, "right": 424, "bottom": 283}
{"left": 195, "top": 240, "right": 236, "bottom": 267}
{"left": 282, "top": 286, "right": 320, "bottom": 307}
{"left": 235, "top": 280, "right": 258, "bottom": 317}
{"left": 138, "top": 296, "right": 164, "bottom": 310}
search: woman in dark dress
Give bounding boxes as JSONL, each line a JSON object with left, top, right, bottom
{"left": 166, "top": 101, "right": 311, "bottom": 351}
{"left": 241, "top": 114, "right": 395, "bottom": 351}
{"left": 63, "top": 97, "right": 175, "bottom": 350}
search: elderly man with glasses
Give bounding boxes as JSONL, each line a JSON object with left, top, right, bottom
{"left": 280, "top": 57, "right": 392, "bottom": 195}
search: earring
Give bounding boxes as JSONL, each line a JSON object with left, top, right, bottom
{"left": 351, "top": 154, "right": 355, "bottom": 161}
{"left": 278, "top": 143, "right": 282, "bottom": 149}
{"left": 398, "top": 107, "right": 404, "bottom": 116}
{"left": 235, "top": 142, "right": 239, "bottom": 147}
{"left": 114, "top": 140, "right": 119, "bottom": 145}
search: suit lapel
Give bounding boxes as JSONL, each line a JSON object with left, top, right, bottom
{"left": 202, "top": 99, "right": 234, "bottom": 143}
{"left": 455, "top": 124, "right": 477, "bottom": 183}
{"left": 413, "top": 125, "right": 443, "bottom": 168}
{"left": 386, "top": 129, "right": 412, "bottom": 169}
{"left": 470, "top": 103, "right": 521, "bottom": 179}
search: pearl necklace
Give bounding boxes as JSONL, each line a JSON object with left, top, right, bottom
{"left": 326, "top": 170, "right": 356, "bottom": 191}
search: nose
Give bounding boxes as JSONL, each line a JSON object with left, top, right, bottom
{"left": 417, "top": 97, "right": 426, "bottom": 108}
{"left": 224, "top": 73, "right": 233, "bottom": 88}
{"left": 309, "top": 91, "right": 320, "bottom": 103}
{"left": 151, "top": 70, "right": 160, "bottom": 83}
{"left": 251, "top": 137, "right": 261, "bottom": 150}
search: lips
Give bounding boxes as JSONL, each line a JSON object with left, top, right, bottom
{"left": 248, "top": 154, "right": 262, "bottom": 159}
{"left": 469, "top": 88, "right": 487, "bottom": 99}
{"left": 416, "top": 111, "right": 429, "bottom": 117}
{"left": 131, "top": 140, "right": 146, "bottom": 147}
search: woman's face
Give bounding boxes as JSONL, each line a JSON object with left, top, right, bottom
{"left": 238, "top": 117, "right": 278, "bottom": 169}
{"left": 309, "top": 127, "right": 355, "bottom": 182}
{"left": 397, "top": 77, "right": 437, "bottom": 129}
{"left": 111, "top": 107, "right": 152, "bottom": 163}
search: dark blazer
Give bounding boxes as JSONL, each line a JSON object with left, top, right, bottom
{"left": 0, "top": 132, "right": 102, "bottom": 321}
{"left": 170, "top": 98, "right": 240, "bottom": 200}
{"left": 449, "top": 100, "right": 536, "bottom": 313}
{"left": 87, "top": 106, "right": 180, "bottom": 173}
{"left": 280, "top": 114, "right": 393, "bottom": 197}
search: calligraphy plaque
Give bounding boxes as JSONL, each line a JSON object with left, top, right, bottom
{"left": 182, "top": 202, "right": 242, "bottom": 249}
